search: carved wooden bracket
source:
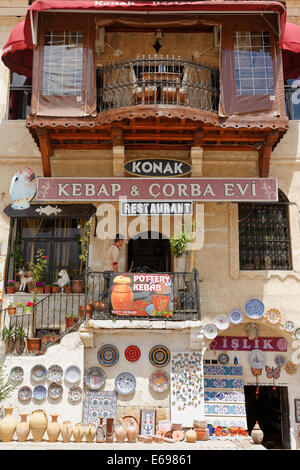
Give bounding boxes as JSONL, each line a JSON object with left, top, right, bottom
{"left": 36, "top": 128, "right": 53, "bottom": 177}
{"left": 258, "top": 130, "right": 280, "bottom": 178}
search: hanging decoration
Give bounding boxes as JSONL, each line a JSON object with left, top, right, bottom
{"left": 251, "top": 367, "right": 262, "bottom": 400}
{"left": 245, "top": 323, "right": 260, "bottom": 340}
{"left": 265, "top": 365, "right": 281, "bottom": 391}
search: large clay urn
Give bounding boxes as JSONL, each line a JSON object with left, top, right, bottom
{"left": 0, "top": 407, "right": 16, "bottom": 442}
{"left": 61, "top": 421, "right": 73, "bottom": 442}
{"left": 47, "top": 414, "right": 61, "bottom": 442}
{"left": 111, "top": 284, "right": 134, "bottom": 311}
{"left": 84, "top": 423, "right": 96, "bottom": 443}
{"left": 251, "top": 421, "right": 264, "bottom": 445}
{"left": 16, "top": 413, "right": 30, "bottom": 442}
{"left": 127, "top": 418, "right": 137, "bottom": 443}
{"left": 115, "top": 419, "right": 127, "bottom": 443}
{"left": 29, "top": 409, "right": 48, "bottom": 442}
{"left": 73, "top": 423, "right": 84, "bottom": 442}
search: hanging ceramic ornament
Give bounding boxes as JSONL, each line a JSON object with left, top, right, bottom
{"left": 284, "top": 361, "right": 297, "bottom": 375}
{"left": 248, "top": 349, "right": 266, "bottom": 369}
{"left": 245, "top": 323, "right": 260, "bottom": 340}
{"left": 251, "top": 367, "right": 262, "bottom": 400}
{"left": 265, "top": 365, "right": 281, "bottom": 391}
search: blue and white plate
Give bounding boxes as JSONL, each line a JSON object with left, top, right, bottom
{"left": 33, "top": 385, "right": 47, "bottom": 401}
{"left": 65, "top": 365, "right": 81, "bottom": 383}
{"left": 48, "top": 382, "right": 63, "bottom": 400}
{"left": 31, "top": 365, "right": 47, "bottom": 382}
{"left": 215, "top": 314, "right": 230, "bottom": 330}
{"left": 203, "top": 324, "right": 218, "bottom": 340}
{"left": 244, "top": 299, "right": 265, "bottom": 319}
{"left": 18, "top": 386, "right": 32, "bottom": 402}
{"left": 229, "top": 309, "right": 244, "bottom": 325}
{"left": 115, "top": 372, "right": 136, "bottom": 395}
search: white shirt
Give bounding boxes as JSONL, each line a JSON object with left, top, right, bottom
{"left": 103, "top": 244, "right": 120, "bottom": 271}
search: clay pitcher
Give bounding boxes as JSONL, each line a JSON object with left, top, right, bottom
{"left": 73, "top": 423, "right": 84, "bottom": 442}
{"left": 47, "top": 414, "right": 61, "bottom": 442}
{"left": 185, "top": 428, "right": 197, "bottom": 443}
{"left": 16, "top": 413, "right": 30, "bottom": 442}
{"left": 127, "top": 418, "right": 137, "bottom": 443}
{"left": 29, "top": 409, "right": 48, "bottom": 442}
{"left": 61, "top": 421, "right": 73, "bottom": 442}
{"left": 84, "top": 423, "right": 96, "bottom": 443}
{"left": 115, "top": 419, "right": 127, "bottom": 443}
{"left": 251, "top": 421, "right": 264, "bottom": 445}
{"left": 0, "top": 407, "right": 16, "bottom": 442}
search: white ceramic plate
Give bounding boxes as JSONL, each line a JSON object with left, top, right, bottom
{"left": 215, "top": 314, "right": 230, "bottom": 330}
{"left": 284, "top": 321, "right": 295, "bottom": 332}
{"left": 248, "top": 349, "right": 266, "bottom": 369}
{"left": 294, "top": 328, "right": 300, "bottom": 340}
{"left": 229, "top": 309, "right": 244, "bottom": 325}
{"left": 203, "top": 324, "right": 218, "bottom": 340}
{"left": 65, "top": 365, "right": 81, "bottom": 384}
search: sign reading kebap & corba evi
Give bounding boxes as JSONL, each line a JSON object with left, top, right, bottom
{"left": 36, "top": 177, "right": 278, "bottom": 202}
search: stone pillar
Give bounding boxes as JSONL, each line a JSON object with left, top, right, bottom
{"left": 112, "top": 146, "right": 125, "bottom": 176}
{"left": 190, "top": 147, "right": 203, "bottom": 177}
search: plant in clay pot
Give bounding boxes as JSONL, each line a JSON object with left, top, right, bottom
{"left": 51, "top": 285, "right": 60, "bottom": 294}
{"left": 14, "top": 322, "right": 27, "bottom": 355}
{"left": 6, "top": 280, "right": 15, "bottom": 294}
{"left": 44, "top": 284, "right": 52, "bottom": 294}
{"left": 27, "top": 249, "right": 48, "bottom": 343}
{"left": 36, "top": 281, "right": 44, "bottom": 294}
{"left": 2, "top": 325, "right": 15, "bottom": 354}
{"left": 16, "top": 302, "right": 24, "bottom": 315}
{"left": 78, "top": 303, "right": 93, "bottom": 320}
{"left": 170, "top": 221, "right": 195, "bottom": 272}
{"left": 7, "top": 302, "right": 16, "bottom": 316}
{"left": 66, "top": 313, "right": 78, "bottom": 329}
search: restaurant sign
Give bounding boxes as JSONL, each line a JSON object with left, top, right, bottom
{"left": 210, "top": 336, "right": 287, "bottom": 352}
{"left": 120, "top": 200, "right": 193, "bottom": 215}
{"left": 36, "top": 177, "right": 278, "bottom": 202}
{"left": 124, "top": 159, "right": 192, "bottom": 177}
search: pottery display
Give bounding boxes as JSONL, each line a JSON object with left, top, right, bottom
{"left": 47, "top": 414, "right": 61, "bottom": 442}
{"left": 251, "top": 421, "right": 264, "bottom": 444}
{"left": 97, "top": 344, "right": 120, "bottom": 367}
{"left": 9, "top": 366, "right": 24, "bottom": 382}
{"left": 73, "top": 422, "right": 85, "bottom": 442}
{"left": 115, "top": 372, "right": 136, "bottom": 395}
{"left": 96, "top": 418, "right": 105, "bottom": 443}
{"left": 105, "top": 417, "right": 114, "bottom": 443}
{"left": 115, "top": 419, "right": 127, "bottom": 443}
{"left": 185, "top": 428, "right": 197, "bottom": 443}
{"left": 0, "top": 407, "right": 16, "bottom": 442}
{"left": 84, "top": 423, "right": 97, "bottom": 443}
{"left": 126, "top": 418, "right": 137, "bottom": 443}
{"left": 29, "top": 409, "right": 48, "bottom": 442}
{"left": 16, "top": 413, "right": 30, "bottom": 442}
{"left": 61, "top": 421, "right": 73, "bottom": 442}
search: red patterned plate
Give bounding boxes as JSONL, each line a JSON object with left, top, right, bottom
{"left": 125, "top": 345, "right": 141, "bottom": 362}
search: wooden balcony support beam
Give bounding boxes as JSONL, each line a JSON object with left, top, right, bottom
{"left": 36, "top": 128, "right": 53, "bottom": 177}
{"left": 258, "top": 130, "right": 280, "bottom": 178}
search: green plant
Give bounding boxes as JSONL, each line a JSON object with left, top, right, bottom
{"left": 78, "top": 220, "right": 92, "bottom": 276}
{"left": 8, "top": 302, "right": 15, "bottom": 308}
{"left": 14, "top": 323, "right": 27, "bottom": 340}
{"left": 66, "top": 313, "right": 77, "bottom": 318}
{"left": 170, "top": 221, "right": 195, "bottom": 258}
{"left": 0, "top": 364, "right": 17, "bottom": 409}
{"left": 1, "top": 325, "right": 15, "bottom": 342}
{"left": 11, "top": 237, "right": 24, "bottom": 279}
{"left": 28, "top": 249, "right": 48, "bottom": 336}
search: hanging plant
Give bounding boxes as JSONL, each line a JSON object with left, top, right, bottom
{"left": 170, "top": 220, "right": 195, "bottom": 258}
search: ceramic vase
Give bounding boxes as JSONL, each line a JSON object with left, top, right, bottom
{"left": 84, "top": 423, "right": 96, "bottom": 443}
{"left": 16, "top": 413, "right": 30, "bottom": 442}
{"left": 127, "top": 418, "right": 137, "bottom": 443}
{"left": 106, "top": 418, "right": 114, "bottom": 443}
{"left": 47, "top": 414, "right": 61, "bottom": 442}
{"left": 73, "top": 423, "right": 84, "bottom": 442}
{"left": 0, "top": 407, "right": 16, "bottom": 442}
{"left": 251, "top": 421, "right": 264, "bottom": 444}
{"left": 61, "top": 421, "right": 73, "bottom": 442}
{"left": 29, "top": 409, "right": 48, "bottom": 442}
{"left": 115, "top": 419, "right": 127, "bottom": 443}
{"left": 96, "top": 418, "right": 105, "bottom": 443}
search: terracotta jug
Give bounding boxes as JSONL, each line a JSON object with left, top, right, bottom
{"left": 73, "top": 423, "right": 84, "bottom": 442}
{"left": 115, "top": 419, "right": 127, "bottom": 443}
{"left": 47, "top": 414, "right": 61, "bottom": 442}
{"left": 251, "top": 421, "right": 264, "bottom": 444}
{"left": 61, "top": 421, "right": 73, "bottom": 442}
{"left": 0, "top": 407, "right": 16, "bottom": 442}
{"left": 127, "top": 418, "right": 137, "bottom": 443}
{"left": 106, "top": 418, "right": 114, "bottom": 443}
{"left": 84, "top": 423, "right": 96, "bottom": 443}
{"left": 29, "top": 409, "right": 48, "bottom": 442}
{"left": 16, "top": 413, "right": 30, "bottom": 442}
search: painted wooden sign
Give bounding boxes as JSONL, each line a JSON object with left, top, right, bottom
{"left": 124, "top": 159, "right": 192, "bottom": 177}
{"left": 210, "top": 336, "right": 287, "bottom": 352}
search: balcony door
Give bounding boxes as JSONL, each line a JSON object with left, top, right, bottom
{"left": 127, "top": 231, "right": 171, "bottom": 272}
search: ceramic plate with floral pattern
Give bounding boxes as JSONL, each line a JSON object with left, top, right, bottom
{"left": 244, "top": 299, "right": 265, "bottom": 319}
{"left": 115, "top": 372, "right": 136, "bottom": 395}
{"left": 149, "top": 370, "right": 170, "bottom": 393}
{"left": 65, "top": 365, "right": 81, "bottom": 383}
{"left": 68, "top": 385, "right": 83, "bottom": 402}
{"left": 10, "top": 366, "right": 24, "bottom": 382}
{"left": 284, "top": 321, "right": 295, "bottom": 332}
{"left": 18, "top": 386, "right": 32, "bottom": 402}
{"left": 48, "top": 382, "right": 63, "bottom": 400}
{"left": 265, "top": 308, "right": 281, "bottom": 325}
{"left": 33, "top": 385, "right": 47, "bottom": 401}
{"left": 31, "top": 365, "right": 47, "bottom": 382}
{"left": 47, "top": 365, "right": 63, "bottom": 383}
{"left": 84, "top": 367, "right": 106, "bottom": 390}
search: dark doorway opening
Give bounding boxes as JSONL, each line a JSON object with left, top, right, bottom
{"left": 128, "top": 231, "right": 171, "bottom": 272}
{"left": 244, "top": 385, "right": 291, "bottom": 449}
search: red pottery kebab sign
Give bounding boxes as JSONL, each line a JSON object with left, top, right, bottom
{"left": 36, "top": 177, "right": 278, "bottom": 202}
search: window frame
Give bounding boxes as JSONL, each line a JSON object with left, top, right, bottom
{"left": 8, "top": 72, "right": 32, "bottom": 120}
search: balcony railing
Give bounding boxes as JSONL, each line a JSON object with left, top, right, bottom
{"left": 97, "top": 56, "right": 219, "bottom": 114}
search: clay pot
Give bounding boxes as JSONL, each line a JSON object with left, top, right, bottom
{"left": 51, "top": 285, "right": 60, "bottom": 294}
{"left": 115, "top": 419, "right": 127, "bottom": 443}
{"left": 73, "top": 423, "right": 84, "bottom": 442}
{"left": 44, "top": 286, "right": 52, "bottom": 294}
{"left": 111, "top": 284, "right": 134, "bottom": 311}
{"left": 27, "top": 338, "right": 41, "bottom": 353}
{"left": 7, "top": 307, "right": 16, "bottom": 315}
{"left": 251, "top": 421, "right": 264, "bottom": 444}
{"left": 79, "top": 304, "right": 93, "bottom": 320}
{"left": 16, "top": 413, "right": 30, "bottom": 442}
{"left": 61, "top": 421, "right": 73, "bottom": 442}
{"left": 195, "top": 428, "right": 209, "bottom": 441}
{"left": 29, "top": 409, "right": 48, "bottom": 442}
{"left": 72, "top": 280, "right": 84, "bottom": 293}
{"left": 64, "top": 285, "right": 72, "bottom": 294}
{"left": 66, "top": 317, "right": 78, "bottom": 329}
{"left": 6, "top": 286, "right": 15, "bottom": 294}
{"left": 4, "top": 339, "right": 15, "bottom": 354}
{"left": 106, "top": 418, "right": 114, "bottom": 443}
{"left": 127, "top": 418, "right": 138, "bottom": 443}
{"left": 0, "top": 407, "right": 17, "bottom": 442}
{"left": 84, "top": 423, "right": 97, "bottom": 443}
{"left": 193, "top": 419, "right": 207, "bottom": 429}
{"left": 47, "top": 414, "right": 61, "bottom": 442}
{"left": 15, "top": 338, "right": 26, "bottom": 355}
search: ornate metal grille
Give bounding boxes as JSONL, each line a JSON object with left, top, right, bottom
{"left": 238, "top": 193, "right": 292, "bottom": 270}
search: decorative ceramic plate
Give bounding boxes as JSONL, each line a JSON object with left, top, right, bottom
{"left": 47, "top": 365, "right": 63, "bottom": 383}
{"left": 10, "top": 366, "right": 24, "bottom": 382}
{"left": 265, "top": 308, "right": 281, "bottom": 325}
{"left": 149, "top": 345, "right": 170, "bottom": 367}
{"left": 68, "top": 385, "right": 83, "bottom": 401}
{"left": 97, "top": 344, "right": 119, "bottom": 367}
{"left": 33, "top": 385, "right": 47, "bottom": 401}
{"left": 18, "top": 386, "right": 32, "bottom": 402}
{"left": 115, "top": 372, "right": 136, "bottom": 395}
{"left": 229, "top": 309, "right": 244, "bottom": 325}
{"left": 245, "top": 322, "right": 260, "bottom": 339}
{"left": 284, "top": 361, "right": 297, "bottom": 375}
{"left": 248, "top": 349, "right": 266, "bottom": 369}
{"left": 275, "top": 355, "right": 286, "bottom": 367}
{"left": 150, "top": 370, "right": 170, "bottom": 393}
{"left": 215, "top": 314, "right": 230, "bottom": 330}
{"left": 125, "top": 345, "right": 141, "bottom": 362}
{"left": 218, "top": 353, "right": 230, "bottom": 365}
{"left": 48, "top": 382, "right": 63, "bottom": 400}
{"left": 294, "top": 328, "right": 300, "bottom": 340}
{"left": 31, "top": 365, "right": 47, "bottom": 382}
{"left": 203, "top": 324, "right": 218, "bottom": 340}
{"left": 65, "top": 365, "right": 81, "bottom": 383}
{"left": 84, "top": 367, "right": 106, "bottom": 390}
{"left": 244, "top": 299, "right": 265, "bottom": 319}
{"left": 284, "top": 321, "right": 295, "bottom": 332}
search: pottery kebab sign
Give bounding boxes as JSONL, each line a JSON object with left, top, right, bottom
{"left": 36, "top": 177, "right": 278, "bottom": 202}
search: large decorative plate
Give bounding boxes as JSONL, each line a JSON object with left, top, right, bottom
{"left": 10, "top": 366, "right": 24, "bottom": 382}
{"left": 84, "top": 367, "right": 106, "bottom": 390}
{"left": 215, "top": 314, "right": 230, "bottom": 330}
{"left": 115, "top": 372, "right": 136, "bottom": 395}
{"left": 97, "top": 344, "right": 119, "bottom": 367}
{"left": 33, "top": 385, "right": 47, "bottom": 401}
{"left": 68, "top": 385, "right": 83, "bottom": 401}
{"left": 244, "top": 299, "right": 265, "bottom": 319}
{"left": 203, "top": 324, "right": 218, "bottom": 340}
{"left": 294, "top": 328, "right": 300, "bottom": 340}
{"left": 275, "top": 355, "right": 286, "bottom": 367}
{"left": 284, "top": 321, "right": 295, "bottom": 333}
{"left": 48, "top": 382, "right": 63, "bottom": 400}
{"left": 265, "top": 308, "right": 281, "bottom": 325}
{"left": 47, "top": 365, "right": 63, "bottom": 383}
{"left": 31, "top": 365, "right": 47, "bottom": 382}
{"left": 149, "top": 345, "right": 170, "bottom": 367}
{"left": 248, "top": 349, "right": 266, "bottom": 369}
{"left": 125, "top": 345, "right": 141, "bottom": 362}
{"left": 229, "top": 309, "right": 244, "bottom": 325}
{"left": 150, "top": 370, "right": 170, "bottom": 393}
{"left": 65, "top": 365, "right": 81, "bottom": 383}
{"left": 18, "top": 386, "right": 32, "bottom": 402}
{"left": 218, "top": 353, "right": 230, "bottom": 365}
{"left": 284, "top": 361, "right": 297, "bottom": 375}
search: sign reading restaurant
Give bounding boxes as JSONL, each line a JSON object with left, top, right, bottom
{"left": 36, "top": 177, "right": 278, "bottom": 202}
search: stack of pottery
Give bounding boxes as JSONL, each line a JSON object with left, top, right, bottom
{"left": 61, "top": 421, "right": 73, "bottom": 442}
{"left": 29, "top": 409, "right": 48, "bottom": 442}
{"left": 0, "top": 407, "right": 17, "bottom": 442}
{"left": 84, "top": 423, "right": 97, "bottom": 443}
{"left": 73, "top": 422, "right": 85, "bottom": 442}
{"left": 47, "top": 414, "right": 61, "bottom": 442}
{"left": 193, "top": 419, "right": 209, "bottom": 441}
{"left": 16, "top": 413, "right": 30, "bottom": 442}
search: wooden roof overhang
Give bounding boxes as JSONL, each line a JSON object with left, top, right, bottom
{"left": 26, "top": 105, "right": 289, "bottom": 178}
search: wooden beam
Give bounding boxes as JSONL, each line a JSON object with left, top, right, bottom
{"left": 36, "top": 128, "right": 53, "bottom": 177}
{"left": 258, "top": 130, "right": 280, "bottom": 178}
{"left": 111, "top": 127, "right": 124, "bottom": 147}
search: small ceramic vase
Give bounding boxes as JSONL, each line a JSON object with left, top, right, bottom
{"left": 106, "top": 417, "right": 114, "bottom": 443}
{"left": 251, "top": 421, "right": 264, "bottom": 444}
{"left": 73, "top": 423, "right": 84, "bottom": 442}
{"left": 61, "top": 421, "right": 73, "bottom": 443}
{"left": 115, "top": 419, "right": 127, "bottom": 443}
{"left": 29, "top": 409, "right": 48, "bottom": 442}
{"left": 96, "top": 420, "right": 105, "bottom": 443}
{"left": 0, "top": 407, "right": 17, "bottom": 442}
{"left": 84, "top": 423, "right": 96, "bottom": 443}
{"left": 47, "top": 414, "right": 61, "bottom": 442}
{"left": 127, "top": 418, "right": 137, "bottom": 443}
{"left": 16, "top": 413, "right": 30, "bottom": 442}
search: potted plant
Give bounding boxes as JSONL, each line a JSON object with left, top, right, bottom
{"left": 66, "top": 313, "right": 78, "bottom": 329}
{"left": 78, "top": 303, "right": 93, "bottom": 320}
{"left": 14, "top": 323, "right": 27, "bottom": 355}
{"left": 36, "top": 281, "right": 44, "bottom": 294}
{"left": 6, "top": 280, "right": 15, "bottom": 294}
{"left": 24, "top": 301, "right": 33, "bottom": 314}
{"left": 64, "top": 284, "right": 72, "bottom": 294}
{"left": 170, "top": 221, "right": 194, "bottom": 272}
{"left": 51, "top": 284, "right": 60, "bottom": 294}
{"left": 72, "top": 220, "right": 92, "bottom": 293}
{"left": 16, "top": 302, "right": 24, "bottom": 315}
{"left": 44, "top": 284, "right": 52, "bottom": 294}
{"left": 11, "top": 236, "right": 24, "bottom": 291}
{"left": 27, "top": 337, "right": 41, "bottom": 353}
{"left": 7, "top": 303, "right": 16, "bottom": 316}
{"left": 2, "top": 325, "right": 15, "bottom": 354}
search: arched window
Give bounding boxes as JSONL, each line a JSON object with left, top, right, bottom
{"left": 238, "top": 190, "right": 292, "bottom": 270}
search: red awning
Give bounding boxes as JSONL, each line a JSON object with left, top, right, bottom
{"left": 1, "top": 21, "right": 33, "bottom": 78}
{"left": 282, "top": 22, "right": 300, "bottom": 81}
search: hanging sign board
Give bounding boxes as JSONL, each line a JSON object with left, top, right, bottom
{"left": 120, "top": 200, "right": 193, "bottom": 215}
{"left": 124, "top": 159, "right": 192, "bottom": 177}
{"left": 36, "top": 177, "right": 278, "bottom": 202}
{"left": 210, "top": 336, "right": 287, "bottom": 352}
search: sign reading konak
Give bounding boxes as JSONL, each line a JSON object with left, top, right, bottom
{"left": 36, "top": 177, "right": 278, "bottom": 202}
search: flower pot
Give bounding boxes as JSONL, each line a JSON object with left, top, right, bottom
{"left": 14, "top": 281, "right": 21, "bottom": 292}
{"left": 93, "top": 301, "right": 106, "bottom": 311}
{"left": 44, "top": 286, "right": 52, "bottom": 294}
{"left": 7, "top": 307, "right": 16, "bottom": 316}
{"left": 111, "top": 284, "right": 134, "bottom": 311}
{"left": 72, "top": 280, "right": 84, "bottom": 293}
{"left": 4, "top": 339, "right": 15, "bottom": 354}
{"left": 6, "top": 286, "right": 15, "bottom": 294}
{"left": 24, "top": 306, "right": 33, "bottom": 314}
{"left": 61, "top": 421, "right": 73, "bottom": 442}
{"left": 16, "top": 307, "right": 24, "bottom": 315}
{"left": 64, "top": 285, "right": 72, "bottom": 294}
{"left": 66, "top": 317, "right": 78, "bottom": 329}
{"left": 27, "top": 337, "right": 41, "bottom": 353}
{"left": 47, "top": 414, "right": 61, "bottom": 442}
{"left": 79, "top": 305, "right": 93, "bottom": 320}
{"left": 16, "top": 413, "right": 30, "bottom": 442}
{"left": 28, "top": 288, "right": 35, "bottom": 294}
{"left": 15, "top": 338, "right": 26, "bottom": 355}
{"left": 29, "top": 409, "right": 48, "bottom": 442}
{"left": 0, "top": 407, "right": 16, "bottom": 442}
{"left": 36, "top": 287, "right": 44, "bottom": 294}
{"left": 51, "top": 286, "right": 60, "bottom": 294}
{"left": 195, "top": 428, "right": 209, "bottom": 441}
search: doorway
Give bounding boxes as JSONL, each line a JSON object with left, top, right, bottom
{"left": 244, "top": 386, "right": 291, "bottom": 449}
{"left": 127, "top": 231, "right": 171, "bottom": 272}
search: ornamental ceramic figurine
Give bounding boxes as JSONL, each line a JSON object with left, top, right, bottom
{"left": 10, "top": 168, "right": 36, "bottom": 210}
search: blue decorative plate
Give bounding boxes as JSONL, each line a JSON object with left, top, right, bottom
{"left": 218, "top": 353, "right": 229, "bottom": 365}
{"left": 65, "top": 365, "right": 81, "bottom": 383}
{"left": 97, "top": 344, "right": 119, "bottom": 367}
{"left": 47, "top": 365, "right": 63, "bottom": 383}
{"left": 33, "top": 385, "right": 47, "bottom": 401}
{"left": 244, "top": 299, "right": 265, "bottom": 319}
{"left": 85, "top": 367, "right": 106, "bottom": 390}
{"left": 10, "top": 366, "right": 24, "bottom": 382}
{"left": 48, "top": 382, "right": 63, "bottom": 400}
{"left": 31, "top": 365, "right": 47, "bottom": 382}
{"left": 229, "top": 309, "right": 244, "bottom": 325}
{"left": 115, "top": 372, "right": 136, "bottom": 395}
{"left": 18, "top": 386, "right": 32, "bottom": 402}
{"left": 149, "top": 345, "right": 170, "bottom": 367}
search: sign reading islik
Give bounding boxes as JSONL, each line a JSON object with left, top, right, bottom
{"left": 36, "top": 177, "right": 278, "bottom": 202}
